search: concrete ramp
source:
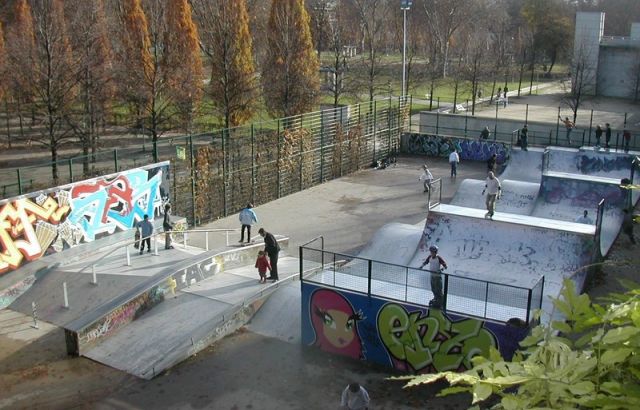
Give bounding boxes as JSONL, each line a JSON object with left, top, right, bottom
{"left": 499, "top": 148, "right": 544, "bottom": 183}
{"left": 450, "top": 179, "right": 540, "bottom": 215}
{"left": 535, "top": 172, "right": 626, "bottom": 255}
{"left": 355, "top": 222, "right": 423, "bottom": 266}
{"left": 82, "top": 257, "right": 300, "bottom": 379}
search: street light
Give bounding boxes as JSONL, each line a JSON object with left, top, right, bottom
{"left": 401, "top": 0, "right": 412, "bottom": 98}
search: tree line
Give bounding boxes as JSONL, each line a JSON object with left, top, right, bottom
{"left": 0, "top": 0, "right": 637, "bottom": 181}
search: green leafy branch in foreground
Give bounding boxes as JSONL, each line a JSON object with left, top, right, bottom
{"left": 395, "top": 279, "right": 640, "bottom": 409}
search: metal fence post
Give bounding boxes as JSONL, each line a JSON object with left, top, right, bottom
{"left": 408, "top": 95, "right": 413, "bottom": 132}
{"left": 526, "top": 288, "right": 533, "bottom": 324}
{"left": 373, "top": 101, "right": 377, "bottom": 163}
{"left": 525, "top": 104, "right": 529, "bottom": 125}
{"left": 251, "top": 123, "right": 256, "bottom": 204}
{"left": 189, "top": 135, "right": 196, "bottom": 225}
{"left": 443, "top": 272, "right": 449, "bottom": 311}
{"left": 222, "top": 130, "right": 228, "bottom": 216}
{"left": 555, "top": 107, "right": 560, "bottom": 145}
{"left": 588, "top": 110, "right": 594, "bottom": 144}
{"left": 436, "top": 109, "right": 440, "bottom": 134}
{"left": 367, "top": 259, "right": 372, "bottom": 297}
{"left": 68, "top": 159, "right": 73, "bottom": 183}
{"left": 113, "top": 149, "right": 119, "bottom": 172}
{"left": 277, "top": 118, "right": 281, "bottom": 199}
{"left": 388, "top": 97, "right": 392, "bottom": 156}
{"left": 17, "top": 168, "right": 23, "bottom": 195}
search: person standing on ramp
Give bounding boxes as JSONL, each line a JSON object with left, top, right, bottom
{"left": 259, "top": 228, "right": 280, "bottom": 281}
{"left": 239, "top": 203, "right": 258, "bottom": 244}
{"left": 420, "top": 245, "right": 448, "bottom": 308}
{"left": 482, "top": 171, "right": 502, "bottom": 219}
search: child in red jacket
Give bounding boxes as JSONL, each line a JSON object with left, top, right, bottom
{"left": 255, "top": 251, "right": 271, "bottom": 283}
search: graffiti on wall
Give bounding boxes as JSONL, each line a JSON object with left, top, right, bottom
{"left": 405, "top": 134, "right": 509, "bottom": 163}
{"left": 79, "top": 285, "right": 164, "bottom": 347}
{"left": 541, "top": 178, "right": 624, "bottom": 209}
{"left": 377, "top": 303, "right": 497, "bottom": 372}
{"left": 302, "top": 286, "right": 528, "bottom": 374}
{"left": 577, "top": 155, "right": 631, "bottom": 175}
{"left": 0, "top": 164, "right": 168, "bottom": 275}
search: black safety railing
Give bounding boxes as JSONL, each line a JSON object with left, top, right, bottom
{"left": 300, "top": 246, "right": 544, "bottom": 325}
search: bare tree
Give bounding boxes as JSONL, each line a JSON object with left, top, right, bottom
{"left": 351, "top": 0, "right": 390, "bottom": 101}
{"left": 562, "top": 45, "right": 597, "bottom": 123}
{"left": 422, "top": 0, "right": 470, "bottom": 78}
{"left": 30, "top": 0, "right": 80, "bottom": 182}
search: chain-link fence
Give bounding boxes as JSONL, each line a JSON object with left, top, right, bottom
{"left": 1, "top": 98, "right": 409, "bottom": 226}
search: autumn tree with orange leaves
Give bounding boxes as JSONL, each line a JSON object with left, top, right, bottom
{"left": 67, "top": 0, "right": 114, "bottom": 174}
{"left": 4, "top": 0, "right": 37, "bottom": 144}
{"left": 192, "top": 0, "right": 257, "bottom": 129}
{"left": 263, "top": 0, "right": 320, "bottom": 119}
{"left": 165, "top": 0, "right": 203, "bottom": 134}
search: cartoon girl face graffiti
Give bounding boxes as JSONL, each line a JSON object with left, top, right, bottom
{"left": 310, "top": 289, "right": 364, "bottom": 359}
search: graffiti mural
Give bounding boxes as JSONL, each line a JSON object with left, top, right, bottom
{"left": 540, "top": 178, "right": 624, "bottom": 209}
{"left": 577, "top": 155, "right": 631, "bottom": 175}
{"left": 405, "top": 133, "right": 509, "bottom": 163}
{"left": 377, "top": 303, "right": 496, "bottom": 372}
{"left": 302, "top": 284, "right": 529, "bottom": 373}
{"left": 78, "top": 285, "right": 164, "bottom": 349}
{"left": 0, "top": 162, "right": 170, "bottom": 275}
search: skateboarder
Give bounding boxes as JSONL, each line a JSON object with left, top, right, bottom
{"left": 605, "top": 123, "right": 612, "bottom": 149}
{"left": 418, "top": 164, "right": 434, "bottom": 193}
{"left": 482, "top": 171, "right": 501, "bottom": 219}
{"left": 487, "top": 153, "right": 497, "bottom": 173}
{"left": 419, "top": 245, "right": 448, "bottom": 308}
{"left": 449, "top": 150, "right": 460, "bottom": 177}
{"left": 239, "top": 203, "right": 258, "bottom": 244}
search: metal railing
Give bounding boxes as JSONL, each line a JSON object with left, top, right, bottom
{"left": 300, "top": 246, "right": 544, "bottom": 324}
{"left": 75, "top": 227, "right": 241, "bottom": 284}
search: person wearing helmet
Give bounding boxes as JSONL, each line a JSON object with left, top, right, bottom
{"left": 418, "top": 164, "right": 434, "bottom": 193}
{"left": 419, "top": 245, "right": 448, "bottom": 308}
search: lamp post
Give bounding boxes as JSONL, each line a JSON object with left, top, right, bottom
{"left": 401, "top": 0, "right": 412, "bottom": 98}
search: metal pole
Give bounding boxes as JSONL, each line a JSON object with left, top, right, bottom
{"left": 556, "top": 107, "right": 560, "bottom": 145}
{"left": 588, "top": 110, "right": 594, "bottom": 145}
{"left": 126, "top": 246, "right": 131, "bottom": 266}
{"left": 205, "top": 232, "right": 209, "bottom": 251}
{"left": 113, "top": 148, "right": 118, "bottom": 172}
{"left": 17, "top": 168, "right": 23, "bottom": 195}
{"left": 68, "top": 159, "right": 73, "bottom": 183}
{"left": 402, "top": 7, "right": 407, "bottom": 97}
{"left": 91, "top": 265, "right": 97, "bottom": 285}
{"left": 154, "top": 235, "right": 158, "bottom": 255}
{"left": 525, "top": 104, "right": 529, "bottom": 125}
{"left": 251, "top": 123, "right": 256, "bottom": 204}
{"left": 63, "top": 282, "right": 69, "bottom": 309}
{"left": 494, "top": 102, "right": 499, "bottom": 140}
{"left": 189, "top": 135, "right": 196, "bottom": 226}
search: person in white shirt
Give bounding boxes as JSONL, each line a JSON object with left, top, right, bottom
{"left": 418, "top": 164, "right": 434, "bottom": 193}
{"left": 575, "top": 210, "right": 594, "bottom": 225}
{"left": 482, "top": 171, "right": 502, "bottom": 219}
{"left": 448, "top": 150, "right": 460, "bottom": 177}
{"left": 419, "top": 245, "right": 448, "bottom": 308}
{"left": 341, "top": 382, "right": 370, "bottom": 410}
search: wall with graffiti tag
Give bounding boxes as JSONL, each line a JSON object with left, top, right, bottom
{"left": 402, "top": 133, "right": 509, "bottom": 163}
{"left": 301, "top": 284, "right": 529, "bottom": 373}
{"left": 0, "top": 162, "right": 170, "bottom": 276}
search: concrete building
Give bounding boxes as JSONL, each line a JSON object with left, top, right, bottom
{"left": 574, "top": 12, "right": 640, "bottom": 99}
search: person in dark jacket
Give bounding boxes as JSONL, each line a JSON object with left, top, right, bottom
{"left": 163, "top": 204, "right": 174, "bottom": 249}
{"left": 259, "top": 228, "right": 280, "bottom": 280}
{"left": 605, "top": 123, "right": 612, "bottom": 148}
{"left": 595, "top": 124, "right": 603, "bottom": 147}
